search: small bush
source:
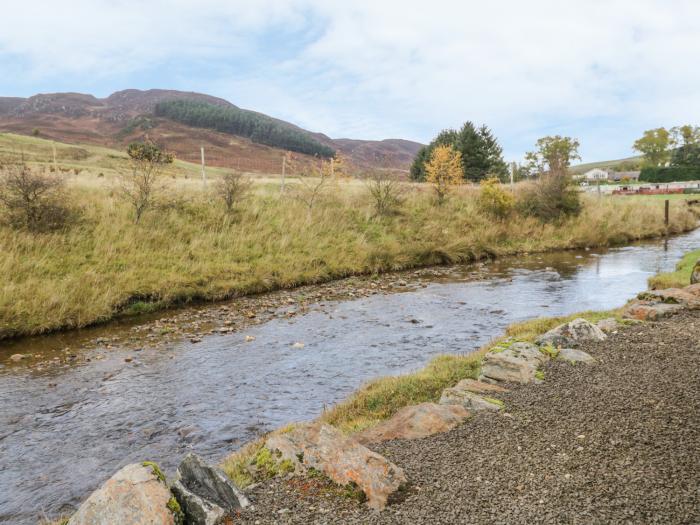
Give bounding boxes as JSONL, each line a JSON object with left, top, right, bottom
{"left": 0, "top": 160, "right": 72, "bottom": 232}
{"left": 215, "top": 172, "right": 251, "bottom": 213}
{"left": 517, "top": 172, "right": 581, "bottom": 221}
{"left": 477, "top": 177, "right": 514, "bottom": 218}
{"left": 364, "top": 170, "right": 405, "bottom": 216}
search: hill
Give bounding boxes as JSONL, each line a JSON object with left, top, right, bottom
{"left": 570, "top": 155, "right": 643, "bottom": 174}
{"left": 0, "top": 89, "right": 423, "bottom": 174}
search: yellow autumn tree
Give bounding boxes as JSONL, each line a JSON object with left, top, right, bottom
{"left": 425, "top": 144, "right": 463, "bottom": 203}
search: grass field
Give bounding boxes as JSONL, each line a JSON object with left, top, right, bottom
{"left": 1, "top": 133, "right": 698, "bottom": 340}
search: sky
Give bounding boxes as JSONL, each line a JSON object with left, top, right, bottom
{"left": 1, "top": 0, "right": 699, "bottom": 163}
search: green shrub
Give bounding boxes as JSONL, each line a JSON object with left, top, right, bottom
{"left": 478, "top": 177, "right": 515, "bottom": 218}
{"left": 516, "top": 173, "right": 581, "bottom": 221}
{"left": 639, "top": 166, "right": 700, "bottom": 183}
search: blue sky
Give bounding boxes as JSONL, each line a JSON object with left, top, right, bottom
{"left": 1, "top": 0, "right": 699, "bottom": 163}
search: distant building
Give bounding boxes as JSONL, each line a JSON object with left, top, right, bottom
{"left": 581, "top": 168, "right": 641, "bottom": 182}
{"left": 583, "top": 168, "right": 609, "bottom": 181}
{"left": 608, "top": 170, "right": 640, "bottom": 182}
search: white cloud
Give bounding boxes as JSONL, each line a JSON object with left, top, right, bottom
{"left": 1, "top": 0, "right": 699, "bottom": 160}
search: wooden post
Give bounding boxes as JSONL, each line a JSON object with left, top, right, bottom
{"left": 200, "top": 146, "right": 207, "bottom": 187}
{"left": 52, "top": 141, "right": 58, "bottom": 172}
{"left": 664, "top": 199, "right": 670, "bottom": 228}
{"left": 281, "top": 155, "right": 286, "bottom": 194}
{"left": 509, "top": 162, "right": 514, "bottom": 191}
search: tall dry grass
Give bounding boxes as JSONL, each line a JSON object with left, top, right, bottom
{"left": 0, "top": 179, "right": 696, "bottom": 339}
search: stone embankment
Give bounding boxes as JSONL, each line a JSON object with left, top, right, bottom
{"left": 60, "top": 281, "right": 700, "bottom": 524}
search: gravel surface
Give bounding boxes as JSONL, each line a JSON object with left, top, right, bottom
{"left": 237, "top": 311, "right": 700, "bottom": 524}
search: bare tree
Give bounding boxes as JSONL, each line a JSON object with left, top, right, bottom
{"left": 293, "top": 160, "right": 332, "bottom": 214}
{"left": 0, "top": 158, "right": 69, "bottom": 231}
{"left": 364, "top": 169, "right": 405, "bottom": 216}
{"left": 216, "top": 172, "right": 252, "bottom": 212}
{"left": 119, "top": 141, "right": 173, "bottom": 223}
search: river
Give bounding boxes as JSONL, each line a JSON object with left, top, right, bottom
{"left": 1, "top": 229, "right": 698, "bottom": 524}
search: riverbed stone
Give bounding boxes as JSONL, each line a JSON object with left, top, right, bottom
{"left": 355, "top": 403, "right": 470, "bottom": 445}
{"left": 171, "top": 453, "right": 249, "bottom": 525}
{"left": 691, "top": 259, "right": 700, "bottom": 284}
{"left": 480, "top": 342, "right": 547, "bottom": 384}
{"left": 449, "top": 378, "right": 509, "bottom": 395}
{"left": 68, "top": 463, "right": 175, "bottom": 525}
{"left": 558, "top": 348, "right": 596, "bottom": 364}
{"left": 623, "top": 301, "right": 684, "bottom": 321}
{"left": 9, "top": 353, "right": 26, "bottom": 362}
{"left": 265, "top": 423, "right": 406, "bottom": 510}
{"left": 536, "top": 318, "right": 606, "bottom": 348}
{"left": 685, "top": 283, "right": 700, "bottom": 297}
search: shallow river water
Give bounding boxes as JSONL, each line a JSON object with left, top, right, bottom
{"left": 1, "top": 229, "right": 699, "bottom": 523}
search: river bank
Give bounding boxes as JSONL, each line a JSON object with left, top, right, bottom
{"left": 5, "top": 231, "right": 699, "bottom": 524}
{"left": 1, "top": 188, "right": 697, "bottom": 340}
{"left": 236, "top": 308, "right": 700, "bottom": 524}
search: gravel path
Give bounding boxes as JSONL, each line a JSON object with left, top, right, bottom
{"left": 237, "top": 311, "right": 700, "bottom": 524}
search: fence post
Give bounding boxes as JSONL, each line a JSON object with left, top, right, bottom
{"left": 200, "top": 146, "right": 207, "bottom": 187}
{"left": 281, "top": 155, "right": 286, "bottom": 194}
{"left": 664, "top": 199, "right": 669, "bottom": 229}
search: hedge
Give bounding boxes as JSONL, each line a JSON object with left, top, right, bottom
{"left": 639, "top": 166, "right": 700, "bottom": 183}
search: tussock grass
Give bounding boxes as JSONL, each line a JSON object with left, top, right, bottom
{"left": 320, "top": 352, "right": 486, "bottom": 434}
{"left": 504, "top": 309, "right": 624, "bottom": 341}
{"left": 648, "top": 248, "right": 700, "bottom": 289}
{"left": 0, "top": 180, "right": 696, "bottom": 339}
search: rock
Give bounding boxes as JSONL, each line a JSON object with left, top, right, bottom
{"left": 480, "top": 342, "right": 547, "bottom": 384}
{"left": 9, "top": 353, "right": 26, "bottom": 362}
{"left": 244, "top": 335, "right": 256, "bottom": 342}
{"left": 171, "top": 453, "right": 249, "bottom": 525}
{"left": 596, "top": 318, "right": 620, "bottom": 333}
{"left": 685, "top": 283, "right": 700, "bottom": 297}
{"left": 639, "top": 288, "right": 700, "bottom": 309}
{"left": 622, "top": 301, "right": 684, "bottom": 321}
{"left": 691, "top": 259, "right": 700, "bottom": 284}
{"left": 439, "top": 387, "right": 503, "bottom": 411}
{"left": 355, "top": 403, "right": 469, "bottom": 445}
{"left": 292, "top": 342, "right": 305, "bottom": 348}
{"left": 447, "top": 378, "right": 509, "bottom": 394}
{"left": 266, "top": 423, "right": 406, "bottom": 510}
{"left": 68, "top": 463, "right": 176, "bottom": 525}
{"left": 558, "top": 348, "right": 596, "bottom": 364}
{"left": 536, "top": 318, "right": 606, "bottom": 347}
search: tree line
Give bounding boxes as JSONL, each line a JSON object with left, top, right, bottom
{"left": 410, "top": 122, "right": 507, "bottom": 182}
{"left": 154, "top": 99, "right": 336, "bottom": 158}
{"left": 633, "top": 125, "right": 700, "bottom": 183}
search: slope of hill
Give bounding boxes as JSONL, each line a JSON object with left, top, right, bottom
{"left": 570, "top": 155, "right": 643, "bottom": 174}
{"left": 0, "top": 89, "right": 423, "bottom": 174}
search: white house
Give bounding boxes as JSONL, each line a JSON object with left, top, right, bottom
{"left": 584, "top": 168, "right": 609, "bottom": 181}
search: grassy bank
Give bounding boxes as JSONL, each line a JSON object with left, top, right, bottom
{"left": 649, "top": 248, "right": 700, "bottom": 289}
{"left": 1, "top": 180, "right": 697, "bottom": 339}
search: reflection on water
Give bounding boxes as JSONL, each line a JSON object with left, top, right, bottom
{"left": 0, "top": 229, "right": 698, "bottom": 523}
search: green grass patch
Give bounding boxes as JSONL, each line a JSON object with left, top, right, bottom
{"left": 648, "top": 248, "right": 700, "bottom": 289}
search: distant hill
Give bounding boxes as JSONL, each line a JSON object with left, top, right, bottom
{"left": 0, "top": 89, "right": 423, "bottom": 174}
{"left": 570, "top": 155, "right": 643, "bottom": 174}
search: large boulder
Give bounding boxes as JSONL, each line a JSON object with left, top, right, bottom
{"left": 68, "top": 463, "right": 177, "bottom": 525}
{"left": 536, "top": 318, "right": 606, "bottom": 348}
{"left": 691, "top": 259, "right": 700, "bottom": 285}
{"left": 266, "top": 423, "right": 406, "bottom": 510}
{"left": 558, "top": 348, "right": 596, "bottom": 364}
{"left": 596, "top": 317, "right": 620, "bottom": 334}
{"left": 686, "top": 283, "right": 700, "bottom": 297}
{"left": 638, "top": 288, "right": 700, "bottom": 309}
{"left": 480, "top": 342, "right": 547, "bottom": 384}
{"left": 622, "top": 301, "right": 684, "bottom": 321}
{"left": 355, "top": 403, "right": 469, "bottom": 445}
{"left": 171, "top": 453, "right": 249, "bottom": 525}
{"left": 439, "top": 382, "right": 503, "bottom": 411}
